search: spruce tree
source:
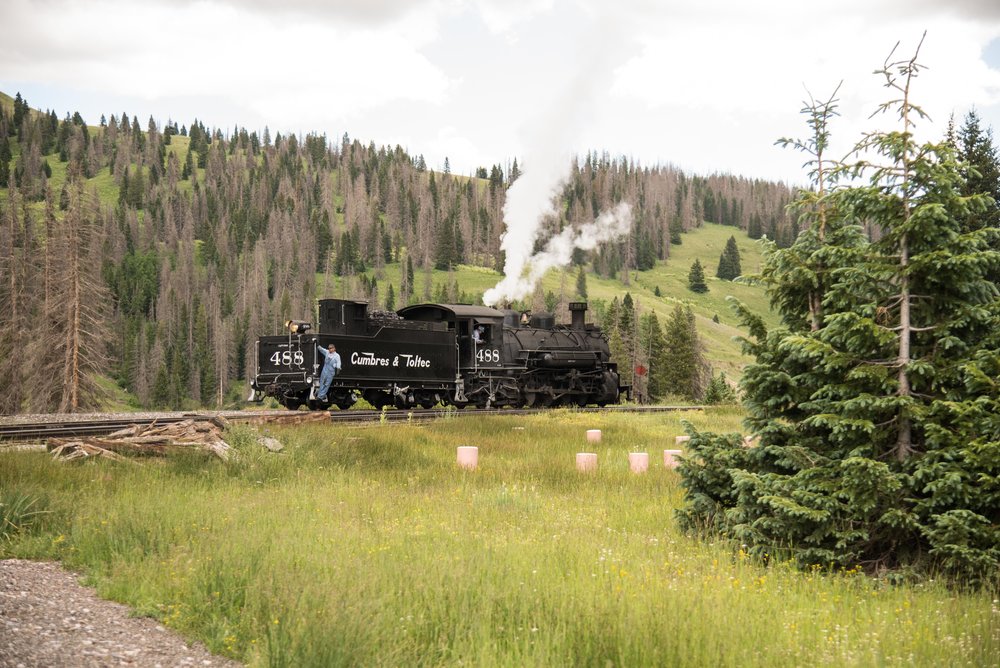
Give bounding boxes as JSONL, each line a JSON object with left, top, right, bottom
{"left": 669, "top": 217, "right": 683, "bottom": 245}
{"left": 660, "top": 304, "right": 706, "bottom": 401}
{"left": 678, "top": 40, "right": 1000, "bottom": 585}
{"left": 687, "top": 259, "right": 708, "bottom": 293}
{"left": 643, "top": 312, "right": 669, "bottom": 400}
{"left": 956, "top": 109, "right": 1000, "bottom": 230}
{"left": 0, "top": 135, "right": 10, "bottom": 187}
{"left": 716, "top": 235, "right": 742, "bottom": 280}
{"left": 703, "top": 371, "right": 736, "bottom": 404}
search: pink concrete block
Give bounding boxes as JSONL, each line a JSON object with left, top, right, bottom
{"left": 663, "top": 449, "right": 683, "bottom": 469}
{"left": 586, "top": 429, "right": 602, "bottom": 443}
{"left": 674, "top": 435, "right": 690, "bottom": 445}
{"left": 576, "top": 452, "right": 598, "bottom": 472}
{"left": 457, "top": 446, "right": 479, "bottom": 470}
{"left": 629, "top": 452, "right": 649, "bottom": 473}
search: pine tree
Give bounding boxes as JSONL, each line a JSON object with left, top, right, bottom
{"left": 0, "top": 135, "right": 10, "bottom": 187}
{"left": 687, "top": 259, "right": 708, "bottom": 293}
{"left": 956, "top": 109, "right": 1000, "bottom": 231}
{"left": 643, "top": 312, "right": 669, "bottom": 400}
{"left": 182, "top": 147, "right": 194, "bottom": 180}
{"left": 385, "top": 283, "right": 396, "bottom": 311}
{"left": 575, "top": 265, "right": 588, "bottom": 299}
{"left": 678, "top": 40, "right": 1000, "bottom": 585}
{"left": 660, "top": 304, "right": 706, "bottom": 401}
{"left": 669, "top": 216, "right": 683, "bottom": 245}
{"left": 703, "top": 371, "right": 736, "bottom": 404}
{"left": 716, "top": 235, "right": 742, "bottom": 280}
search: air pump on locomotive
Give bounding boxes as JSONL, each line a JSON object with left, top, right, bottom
{"left": 248, "top": 299, "right": 626, "bottom": 410}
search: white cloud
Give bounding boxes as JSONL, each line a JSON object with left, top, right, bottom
{"left": 1, "top": 0, "right": 999, "bottom": 183}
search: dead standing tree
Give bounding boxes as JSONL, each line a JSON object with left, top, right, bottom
{"left": 50, "top": 182, "right": 112, "bottom": 412}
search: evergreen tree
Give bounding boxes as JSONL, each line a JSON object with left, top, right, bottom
{"left": 956, "top": 109, "right": 1000, "bottom": 231}
{"left": 385, "top": 283, "right": 396, "bottom": 311}
{"left": 687, "top": 259, "right": 708, "bottom": 293}
{"left": 678, "top": 42, "right": 1000, "bottom": 585}
{"left": 643, "top": 312, "right": 669, "bottom": 400}
{"left": 669, "top": 216, "right": 683, "bottom": 245}
{"left": 12, "top": 93, "right": 26, "bottom": 134}
{"left": 716, "top": 235, "right": 742, "bottom": 280}
{"left": 182, "top": 147, "right": 194, "bottom": 180}
{"left": 660, "top": 304, "right": 706, "bottom": 401}
{"left": 703, "top": 371, "right": 736, "bottom": 404}
{"left": 575, "top": 265, "right": 588, "bottom": 299}
{"left": 0, "top": 135, "right": 10, "bottom": 187}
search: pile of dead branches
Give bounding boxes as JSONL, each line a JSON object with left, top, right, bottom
{"left": 48, "top": 418, "right": 232, "bottom": 462}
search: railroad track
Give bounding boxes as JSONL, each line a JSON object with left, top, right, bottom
{"left": 0, "top": 405, "right": 705, "bottom": 442}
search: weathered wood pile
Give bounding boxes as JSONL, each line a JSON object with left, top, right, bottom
{"left": 47, "top": 418, "right": 232, "bottom": 462}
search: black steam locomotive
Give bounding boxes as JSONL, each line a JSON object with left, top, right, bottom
{"left": 248, "top": 299, "right": 626, "bottom": 410}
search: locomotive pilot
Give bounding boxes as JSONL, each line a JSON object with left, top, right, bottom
{"left": 316, "top": 343, "right": 342, "bottom": 401}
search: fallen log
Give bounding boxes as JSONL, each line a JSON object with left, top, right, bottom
{"left": 47, "top": 419, "right": 233, "bottom": 462}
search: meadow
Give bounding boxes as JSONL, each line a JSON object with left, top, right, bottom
{"left": 2, "top": 409, "right": 997, "bottom": 666}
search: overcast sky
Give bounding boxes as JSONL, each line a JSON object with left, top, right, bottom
{"left": 2, "top": 0, "right": 1000, "bottom": 185}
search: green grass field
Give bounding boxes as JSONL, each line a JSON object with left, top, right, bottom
{"left": 2, "top": 411, "right": 997, "bottom": 667}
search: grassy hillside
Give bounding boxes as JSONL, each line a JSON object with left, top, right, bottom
{"left": 1, "top": 89, "right": 780, "bottom": 406}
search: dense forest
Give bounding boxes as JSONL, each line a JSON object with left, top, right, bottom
{"left": 0, "top": 91, "right": 804, "bottom": 413}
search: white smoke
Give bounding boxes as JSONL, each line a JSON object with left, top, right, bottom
{"left": 481, "top": 9, "right": 634, "bottom": 308}
{"left": 483, "top": 202, "right": 632, "bottom": 305}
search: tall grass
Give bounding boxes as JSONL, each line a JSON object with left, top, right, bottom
{"left": 2, "top": 409, "right": 997, "bottom": 666}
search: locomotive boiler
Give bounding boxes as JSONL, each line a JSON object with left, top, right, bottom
{"left": 248, "top": 299, "right": 626, "bottom": 410}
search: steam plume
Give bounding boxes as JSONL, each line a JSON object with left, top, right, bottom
{"left": 483, "top": 202, "right": 632, "bottom": 305}
{"left": 481, "top": 11, "right": 633, "bottom": 308}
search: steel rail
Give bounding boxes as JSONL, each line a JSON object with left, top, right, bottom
{"left": 0, "top": 405, "right": 707, "bottom": 442}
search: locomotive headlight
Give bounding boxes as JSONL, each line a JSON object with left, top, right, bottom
{"left": 285, "top": 319, "right": 312, "bottom": 334}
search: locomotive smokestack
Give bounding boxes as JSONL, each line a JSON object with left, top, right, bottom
{"left": 569, "top": 302, "right": 587, "bottom": 330}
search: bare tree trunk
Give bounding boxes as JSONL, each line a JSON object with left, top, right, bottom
{"left": 61, "top": 204, "right": 81, "bottom": 412}
{"left": 895, "top": 233, "right": 912, "bottom": 461}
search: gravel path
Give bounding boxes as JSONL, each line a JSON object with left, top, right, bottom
{"left": 0, "top": 560, "right": 242, "bottom": 668}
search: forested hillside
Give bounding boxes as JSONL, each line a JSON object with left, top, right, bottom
{"left": 0, "top": 90, "right": 799, "bottom": 412}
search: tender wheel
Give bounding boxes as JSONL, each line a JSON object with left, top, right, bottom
{"left": 364, "top": 390, "right": 393, "bottom": 409}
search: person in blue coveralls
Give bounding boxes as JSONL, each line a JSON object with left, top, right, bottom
{"left": 316, "top": 343, "right": 341, "bottom": 401}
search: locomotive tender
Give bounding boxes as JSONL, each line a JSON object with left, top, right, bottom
{"left": 249, "top": 299, "right": 625, "bottom": 410}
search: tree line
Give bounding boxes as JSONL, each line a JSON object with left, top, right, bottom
{"left": 1, "top": 90, "right": 796, "bottom": 412}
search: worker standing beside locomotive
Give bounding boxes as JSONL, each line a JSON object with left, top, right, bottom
{"left": 316, "top": 343, "right": 341, "bottom": 401}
